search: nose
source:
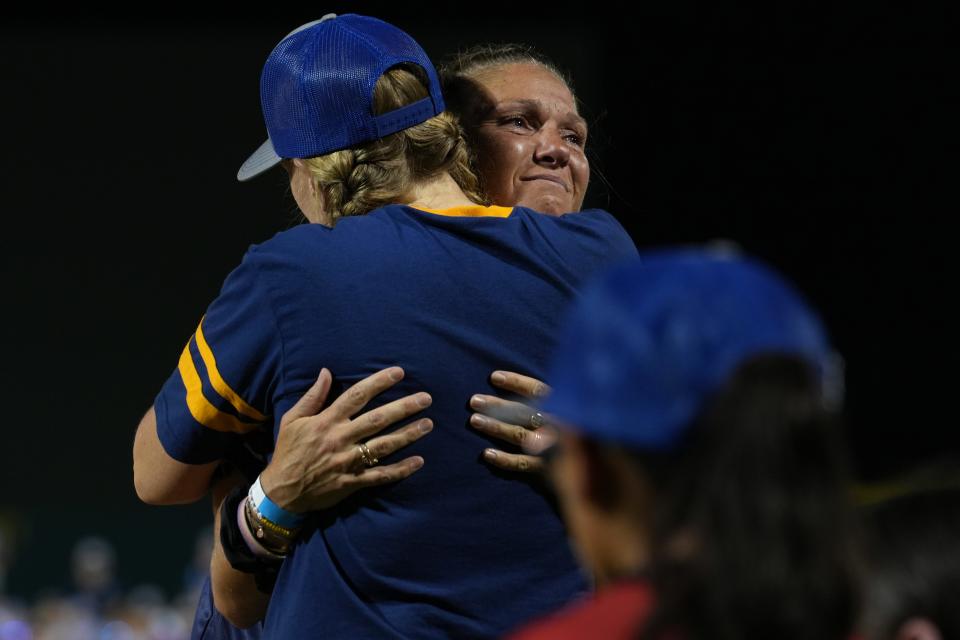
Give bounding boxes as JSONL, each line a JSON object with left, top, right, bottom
{"left": 532, "top": 126, "right": 570, "bottom": 168}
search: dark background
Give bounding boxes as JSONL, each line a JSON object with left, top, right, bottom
{"left": 1, "top": 5, "right": 954, "bottom": 600}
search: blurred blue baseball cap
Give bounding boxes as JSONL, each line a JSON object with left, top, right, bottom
{"left": 238, "top": 14, "right": 445, "bottom": 181}
{"left": 541, "top": 248, "right": 842, "bottom": 452}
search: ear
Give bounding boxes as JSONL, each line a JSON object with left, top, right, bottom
{"left": 895, "top": 618, "right": 942, "bottom": 640}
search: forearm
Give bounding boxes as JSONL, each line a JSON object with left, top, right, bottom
{"left": 132, "top": 406, "right": 217, "bottom": 505}
{"left": 210, "top": 475, "right": 271, "bottom": 628}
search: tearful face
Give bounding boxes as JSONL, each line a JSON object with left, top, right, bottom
{"left": 468, "top": 63, "right": 589, "bottom": 215}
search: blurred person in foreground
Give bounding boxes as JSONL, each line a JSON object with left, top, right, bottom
{"left": 509, "top": 249, "right": 861, "bottom": 640}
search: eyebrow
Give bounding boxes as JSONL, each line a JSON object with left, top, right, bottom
{"left": 496, "top": 99, "right": 588, "bottom": 131}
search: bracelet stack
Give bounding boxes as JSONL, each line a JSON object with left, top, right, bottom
{"left": 243, "top": 476, "right": 306, "bottom": 557}
{"left": 218, "top": 484, "right": 281, "bottom": 594}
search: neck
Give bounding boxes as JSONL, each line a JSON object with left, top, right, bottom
{"left": 404, "top": 172, "right": 476, "bottom": 210}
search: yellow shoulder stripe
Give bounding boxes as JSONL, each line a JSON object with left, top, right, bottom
{"left": 177, "top": 339, "right": 260, "bottom": 434}
{"left": 195, "top": 320, "right": 268, "bottom": 422}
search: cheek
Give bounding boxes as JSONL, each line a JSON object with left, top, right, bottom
{"left": 572, "top": 153, "right": 590, "bottom": 193}
{"left": 476, "top": 132, "right": 529, "bottom": 187}
{"left": 292, "top": 180, "right": 310, "bottom": 209}
{"left": 549, "top": 462, "right": 597, "bottom": 566}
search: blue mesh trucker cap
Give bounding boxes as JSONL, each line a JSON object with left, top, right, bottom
{"left": 541, "top": 249, "right": 842, "bottom": 452}
{"left": 238, "top": 14, "right": 445, "bottom": 181}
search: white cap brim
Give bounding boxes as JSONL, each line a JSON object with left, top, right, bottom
{"left": 237, "top": 137, "right": 282, "bottom": 182}
{"left": 237, "top": 15, "right": 339, "bottom": 182}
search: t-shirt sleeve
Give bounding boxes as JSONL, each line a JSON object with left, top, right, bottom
{"left": 580, "top": 208, "right": 639, "bottom": 261}
{"left": 154, "top": 249, "right": 281, "bottom": 464}
{"left": 547, "top": 208, "right": 638, "bottom": 271}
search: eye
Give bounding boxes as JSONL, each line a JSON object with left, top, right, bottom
{"left": 500, "top": 115, "right": 533, "bottom": 131}
{"left": 563, "top": 132, "right": 585, "bottom": 147}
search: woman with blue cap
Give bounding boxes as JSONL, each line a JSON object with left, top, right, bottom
{"left": 509, "top": 250, "right": 860, "bottom": 639}
{"left": 132, "top": 13, "right": 638, "bottom": 639}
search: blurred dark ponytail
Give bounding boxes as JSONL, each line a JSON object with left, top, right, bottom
{"left": 637, "top": 354, "right": 860, "bottom": 640}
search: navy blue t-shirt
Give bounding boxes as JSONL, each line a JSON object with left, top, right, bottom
{"left": 157, "top": 204, "right": 638, "bottom": 638}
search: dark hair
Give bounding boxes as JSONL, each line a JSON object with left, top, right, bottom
{"left": 861, "top": 487, "right": 960, "bottom": 640}
{"left": 629, "top": 354, "right": 860, "bottom": 639}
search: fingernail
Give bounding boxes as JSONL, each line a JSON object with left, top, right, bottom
{"left": 390, "top": 368, "right": 403, "bottom": 381}
{"left": 417, "top": 393, "right": 432, "bottom": 408}
{"left": 470, "top": 395, "right": 486, "bottom": 408}
{"left": 412, "top": 457, "right": 424, "bottom": 469}
{"left": 491, "top": 371, "right": 506, "bottom": 384}
{"left": 483, "top": 449, "right": 498, "bottom": 460}
{"left": 471, "top": 414, "right": 489, "bottom": 427}
{"left": 419, "top": 419, "right": 433, "bottom": 433}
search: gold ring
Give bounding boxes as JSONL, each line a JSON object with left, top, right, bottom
{"left": 358, "top": 442, "right": 379, "bottom": 467}
{"left": 530, "top": 411, "right": 545, "bottom": 429}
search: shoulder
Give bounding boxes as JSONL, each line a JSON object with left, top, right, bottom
{"left": 513, "top": 207, "right": 629, "bottom": 234}
{"left": 252, "top": 205, "right": 410, "bottom": 254}
{"left": 561, "top": 208, "right": 630, "bottom": 233}
{"left": 246, "top": 222, "right": 332, "bottom": 258}
{"left": 511, "top": 207, "right": 637, "bottom": 259}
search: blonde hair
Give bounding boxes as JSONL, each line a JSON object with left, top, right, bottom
{"left": 301, "top": 65, "right": 486, "bottom": 222}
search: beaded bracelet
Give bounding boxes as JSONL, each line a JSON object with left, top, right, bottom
{"left": 249, "top": 475, "right": 307, "bottom": 530}
{"left": 238, "top": 497, "right": 286, "bottom": 561}
{"left": 218, "top": 483, "right": 282, "bottom": 593}
{"left": 243, "top": 495, "right": 298, "bottom": 556}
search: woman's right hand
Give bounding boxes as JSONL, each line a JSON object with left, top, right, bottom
{"left": 260, "top": 366, "right": 432, "bottom": 514}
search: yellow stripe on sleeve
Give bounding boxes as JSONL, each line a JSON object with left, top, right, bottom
{"left": 195, "top": 319, "right": 268, "bottom": 422}
{"left": 177, "top": 339, "right": 260, "bottom": 434}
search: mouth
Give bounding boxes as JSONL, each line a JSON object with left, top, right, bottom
{"left": 521, "top": 174, "right": 569, "bottom": 192}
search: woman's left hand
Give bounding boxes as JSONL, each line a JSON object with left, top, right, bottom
{"left": 469, "top": 370, "right": 555, "bottom": 473}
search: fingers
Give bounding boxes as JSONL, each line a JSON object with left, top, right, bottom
{"left": 481, "top": 449, "right": 545, "bottom": 474}
{"left": 281, "top": 369, "right": 333, "bottom": 426}
{"left": 470, "top": 394, "right": 542, "bottom": 428}
{"left": 326, "top": 367, "right": 406, "bottom": 420}
{"left": 339, "top": 456, "right": 425, "bottom": 490}
{"left": 470, "top": 412, "right": 542, "bottom": 447}
{"left": 490, "top": 370, "right": 551, "bottom": 399}
{"left": 362, "top": 419, "right": 434, "bottom": 461}
{"left": 521, "top": 424, "right": 557, "bottom": 455}
{"left": 347, "top": 391, "right": 432, "bottom": 442}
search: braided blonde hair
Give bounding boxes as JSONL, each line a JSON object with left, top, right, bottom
{"left": 302, "top": 65, "right": 487, "bottom": 223}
